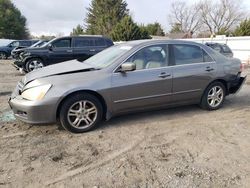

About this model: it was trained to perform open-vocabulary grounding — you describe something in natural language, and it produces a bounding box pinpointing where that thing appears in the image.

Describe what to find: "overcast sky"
[11,0,250,36]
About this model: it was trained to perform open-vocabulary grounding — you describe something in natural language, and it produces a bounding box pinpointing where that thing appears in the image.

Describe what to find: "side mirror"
[48,43,53,51]
[121,62,136,72]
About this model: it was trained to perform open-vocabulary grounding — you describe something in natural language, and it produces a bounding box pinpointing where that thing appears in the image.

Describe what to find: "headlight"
[21,84,52,101]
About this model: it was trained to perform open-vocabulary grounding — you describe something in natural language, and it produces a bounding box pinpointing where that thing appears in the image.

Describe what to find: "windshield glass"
[40,38,56,48]
[30,41,47,48]
[84,45,132,68]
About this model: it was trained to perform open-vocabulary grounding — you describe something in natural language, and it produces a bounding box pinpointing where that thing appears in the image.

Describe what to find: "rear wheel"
[59,93,103,133]
[25,58,44,72]
[200,82,226,110]
[0,52,7,59]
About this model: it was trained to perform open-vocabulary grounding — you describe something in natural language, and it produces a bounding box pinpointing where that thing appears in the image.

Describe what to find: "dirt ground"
[0,60,249,188]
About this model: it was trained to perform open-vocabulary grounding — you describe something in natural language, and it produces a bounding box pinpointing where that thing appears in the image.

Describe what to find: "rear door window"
[173,44,203,65]
[74,38,94,47]
[203,50,214,62]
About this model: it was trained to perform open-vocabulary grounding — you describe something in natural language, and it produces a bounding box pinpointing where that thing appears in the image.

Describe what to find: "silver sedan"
[9,40,246,133]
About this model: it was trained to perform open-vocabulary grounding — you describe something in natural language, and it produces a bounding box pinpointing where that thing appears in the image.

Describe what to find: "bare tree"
[198,0,246,34]
[168,1,201,34]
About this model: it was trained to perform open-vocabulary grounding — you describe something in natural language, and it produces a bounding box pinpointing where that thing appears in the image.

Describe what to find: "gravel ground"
[0,60,249,188]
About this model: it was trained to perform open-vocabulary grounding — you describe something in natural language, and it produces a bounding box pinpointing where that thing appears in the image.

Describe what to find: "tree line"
[1,0,250,40]
[169,0,248,37]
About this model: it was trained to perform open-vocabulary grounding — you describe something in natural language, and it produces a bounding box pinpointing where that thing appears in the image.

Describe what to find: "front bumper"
[8,95,58,124]
[229,76,247,94]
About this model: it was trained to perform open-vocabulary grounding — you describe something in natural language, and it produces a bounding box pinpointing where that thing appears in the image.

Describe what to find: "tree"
[139,26,152,39]
[168,1,201,34]
[234,19,250,36]
[199,0,245,34]
[143,22,165,36]
[111,16,150,41]
[71,24,85,36]
[0,0,29,39]
[85,0,129,36]
[170,23,182,33]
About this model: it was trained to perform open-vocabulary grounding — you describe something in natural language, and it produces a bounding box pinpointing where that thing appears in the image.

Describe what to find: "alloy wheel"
[28,60,44,71]
[67,100,98,129]
[207,86,224,108]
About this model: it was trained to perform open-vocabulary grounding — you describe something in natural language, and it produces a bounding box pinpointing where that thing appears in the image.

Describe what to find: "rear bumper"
[229,76,247,94]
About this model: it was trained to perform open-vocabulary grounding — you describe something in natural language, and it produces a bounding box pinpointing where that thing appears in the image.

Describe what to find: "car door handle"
[205,67,214,72]
[158,72,171,78]
[66,50,73,53]
[89,49,96,52]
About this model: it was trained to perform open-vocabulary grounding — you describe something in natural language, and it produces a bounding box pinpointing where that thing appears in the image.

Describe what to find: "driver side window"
[53,39,71,48]
[124,45,168,70]
[9,41,20,47]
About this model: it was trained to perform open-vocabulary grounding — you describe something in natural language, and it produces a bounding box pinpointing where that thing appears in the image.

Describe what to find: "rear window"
[221,44,232,53]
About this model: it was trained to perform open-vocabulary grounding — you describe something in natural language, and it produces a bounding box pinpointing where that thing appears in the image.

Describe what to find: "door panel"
[172,62,216,103]
[49,38,73,64]
[111,67,173,113]
[171,44,217,103]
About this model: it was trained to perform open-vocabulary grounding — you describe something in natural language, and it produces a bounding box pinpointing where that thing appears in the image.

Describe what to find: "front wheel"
[200,82,226,110]
[25,58,44,72]
[59,93,103,133]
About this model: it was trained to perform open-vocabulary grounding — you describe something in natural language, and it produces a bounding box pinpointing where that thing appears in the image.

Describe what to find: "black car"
[15,35,114,72]
[11,40,49,60]
[0,40,39,59]
[205,42,233,58]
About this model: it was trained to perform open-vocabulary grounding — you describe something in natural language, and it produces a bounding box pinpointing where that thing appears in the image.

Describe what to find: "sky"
[11,0,250,36]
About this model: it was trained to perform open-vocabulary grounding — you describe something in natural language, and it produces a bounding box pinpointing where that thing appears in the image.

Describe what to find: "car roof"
[118,39,204,48]
[58,35,111,39]
[205,42,228,46]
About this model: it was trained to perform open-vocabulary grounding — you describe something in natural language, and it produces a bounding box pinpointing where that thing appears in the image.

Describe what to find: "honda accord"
[9,40,246,133]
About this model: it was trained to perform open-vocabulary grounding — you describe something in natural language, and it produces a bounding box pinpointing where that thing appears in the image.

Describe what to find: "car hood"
[23,59,96,84]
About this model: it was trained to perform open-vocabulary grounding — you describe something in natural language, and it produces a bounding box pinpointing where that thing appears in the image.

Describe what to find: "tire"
[0,52,8,59]
[59,93,103,133]
[25,58,44,72]
[200,82,226,110]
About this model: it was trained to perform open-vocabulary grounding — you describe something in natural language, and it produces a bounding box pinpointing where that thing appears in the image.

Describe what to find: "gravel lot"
[0,60,249,188]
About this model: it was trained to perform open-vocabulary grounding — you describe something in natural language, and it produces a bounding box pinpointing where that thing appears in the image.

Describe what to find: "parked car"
[11,40,49,60]
[205,42,233,58]
[9,40,246,133]
[16,35,114,72]
[12,40,49,72]
[0,40,39,59]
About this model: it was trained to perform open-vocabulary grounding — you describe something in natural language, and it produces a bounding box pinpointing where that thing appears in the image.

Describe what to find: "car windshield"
[30,41,47,48]
[83,45,132,69]
[40,38,56,48]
